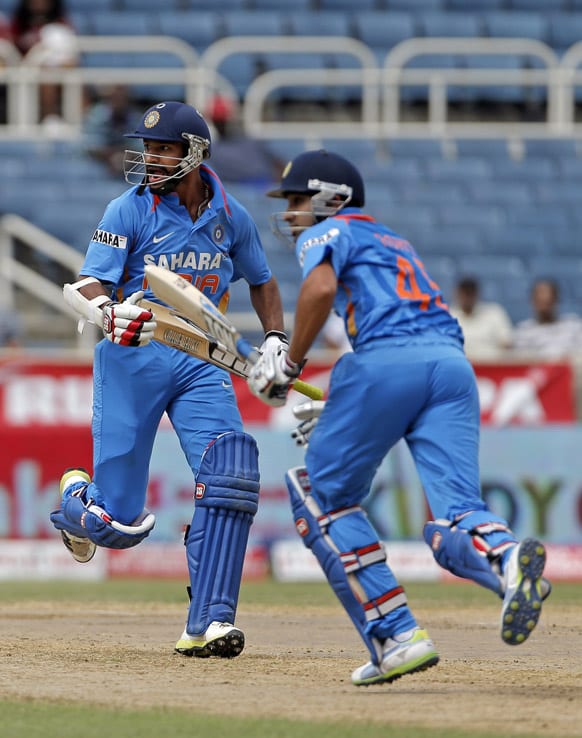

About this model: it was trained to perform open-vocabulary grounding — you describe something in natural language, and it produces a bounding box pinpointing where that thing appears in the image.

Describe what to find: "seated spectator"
[205,94,284,185]
[82,85,142,174]
[318,310,352,358]
[0,305,24,348]
[512,278,582,360]
[449,276,513,361]
[10,0,79,127]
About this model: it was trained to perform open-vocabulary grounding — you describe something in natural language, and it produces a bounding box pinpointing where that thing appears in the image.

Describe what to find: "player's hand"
[102,291,157,347]
[259,330,289,365]
[291,400,326,446]
[248,343,302,407]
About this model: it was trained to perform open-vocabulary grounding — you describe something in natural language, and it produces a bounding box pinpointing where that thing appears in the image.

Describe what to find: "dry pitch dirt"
[0,596,580,737]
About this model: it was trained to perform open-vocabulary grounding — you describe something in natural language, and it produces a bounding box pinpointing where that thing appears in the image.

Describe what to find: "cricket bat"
[142,266,324,401]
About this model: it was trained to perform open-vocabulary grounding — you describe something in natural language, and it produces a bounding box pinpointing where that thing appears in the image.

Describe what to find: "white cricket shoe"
[175,621,245,658]
[59,468,96,564]
[501,538,548,645]
[351,627,439,687]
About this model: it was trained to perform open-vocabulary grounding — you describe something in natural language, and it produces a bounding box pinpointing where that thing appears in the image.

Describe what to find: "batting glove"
[259,329,289,363]
[248,343,303,408]
[102,290,157,347]
[291,400,326,446]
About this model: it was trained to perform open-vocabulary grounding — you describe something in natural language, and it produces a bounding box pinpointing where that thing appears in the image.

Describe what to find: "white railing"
[0,214,95,349]
[2,35,582,140]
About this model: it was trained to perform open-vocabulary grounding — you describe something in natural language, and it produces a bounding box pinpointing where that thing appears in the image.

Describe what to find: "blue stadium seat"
[467,180,532,206]
[447,0,505,8]
[353,12,418,61]
[548,14,582,57]
[419,13,483,38]
[453,139,512,158]
[425,157,494,180]
[400,53,462,103]
[288,12,352,38]
[68,0,114,9]
[483,12,549,43]
[252,0,312,8]
[394,181,466,207]
[360,157,423,182]
[216,54,264,98]
[319,0,376,8]
[423,228,483,255]
[505,206,570,231]
[508,0,569,9]
[90,12,159,36]
[68,12,95,35]
[220,11,287,37]
[461,55,526,104]
[482,226,548,257]
[386,138,446,158]
[386,0,445,9]
[263,52,329,101]
[523,138,580,159]
[122,0,181,7]
[158,12,220,51]
[490,156,558,180]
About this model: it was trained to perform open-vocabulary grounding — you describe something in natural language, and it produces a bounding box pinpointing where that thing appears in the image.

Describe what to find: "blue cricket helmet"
[125,101,211,156]
[267,149,365,207]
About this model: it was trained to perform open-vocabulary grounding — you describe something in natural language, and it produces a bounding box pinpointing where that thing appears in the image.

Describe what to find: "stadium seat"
[507,0,569,9]
[425,157,494,180]
[447,0,505,8]
[262,52,329,101]
[419,13,483,38]
[216,54,264,99]
[461,55,527,104]
[547,14,582,57]
[453,139,513,158]
[353,12,418,61]
[319,0,376,9]
[523,138,580,159]
[386,0,445,10]
[490,156,558,180]
[467,180,532,206]
[158,12,220,51]
[386,138,446,158]
[483,12,549,44]
[220,11,287,37]
[90,12,159,36]
[288,12,352,38]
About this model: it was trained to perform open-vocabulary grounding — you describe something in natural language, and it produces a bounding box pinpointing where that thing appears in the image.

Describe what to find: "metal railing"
[2,35,582,140]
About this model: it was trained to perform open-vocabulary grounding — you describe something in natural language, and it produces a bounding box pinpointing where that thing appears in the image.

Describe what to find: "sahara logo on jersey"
[299,227,339,266]
[91,229,128,249]
[144,252,226,271]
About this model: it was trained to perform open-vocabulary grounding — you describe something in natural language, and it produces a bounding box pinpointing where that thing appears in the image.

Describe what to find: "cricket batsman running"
[50,101,288,658]
[247,149,551,686]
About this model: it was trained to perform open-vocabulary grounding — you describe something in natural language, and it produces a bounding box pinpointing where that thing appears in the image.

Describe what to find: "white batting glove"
[291,400,326,446]
[248,344,302,408]
[102,290,157,347]
[259,330,289,363]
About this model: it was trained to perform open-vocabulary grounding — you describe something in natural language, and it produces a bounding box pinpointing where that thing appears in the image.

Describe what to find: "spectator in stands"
[82,85,142,174]
[10,0,79,127]
[319,310,352,358]
[0,305,24,348]
[205,94,284,186]
[449,276,513,361]
[512,278,582,360]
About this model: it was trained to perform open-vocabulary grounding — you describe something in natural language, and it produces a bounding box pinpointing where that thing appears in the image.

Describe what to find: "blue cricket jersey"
[81,165,272,309]
[296,208,463,350]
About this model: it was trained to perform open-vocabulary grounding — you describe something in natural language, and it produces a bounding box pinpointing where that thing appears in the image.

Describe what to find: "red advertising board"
[0,355,576,540]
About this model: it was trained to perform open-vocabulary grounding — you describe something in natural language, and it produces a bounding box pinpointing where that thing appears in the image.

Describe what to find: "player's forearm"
[289,264,337,365]
[249,276,285,334]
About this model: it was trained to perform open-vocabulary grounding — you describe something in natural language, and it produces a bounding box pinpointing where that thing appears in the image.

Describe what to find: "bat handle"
[292,379,324,401]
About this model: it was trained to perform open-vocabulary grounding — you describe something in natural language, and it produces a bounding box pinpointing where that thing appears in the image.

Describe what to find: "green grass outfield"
[1,579,580,738]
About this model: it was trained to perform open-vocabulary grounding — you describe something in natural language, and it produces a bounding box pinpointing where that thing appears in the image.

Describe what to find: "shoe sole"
[175,629,245,659]
[501,538,546,646]
[353,652,439,687]
[60,531,97,564]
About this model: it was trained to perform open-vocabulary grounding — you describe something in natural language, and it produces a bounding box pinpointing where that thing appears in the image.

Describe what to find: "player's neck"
[176,175,211,221]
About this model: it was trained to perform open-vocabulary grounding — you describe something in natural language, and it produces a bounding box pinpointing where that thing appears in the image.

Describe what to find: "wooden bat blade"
[143,267,324,401]
[140,299,251,378]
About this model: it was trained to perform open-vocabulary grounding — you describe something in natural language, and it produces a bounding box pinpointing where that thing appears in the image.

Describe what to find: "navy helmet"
[267,149,365,207]
[123,101,211,190]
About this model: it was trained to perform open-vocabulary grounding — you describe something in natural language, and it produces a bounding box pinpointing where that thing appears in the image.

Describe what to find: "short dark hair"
[457,276,479,294]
